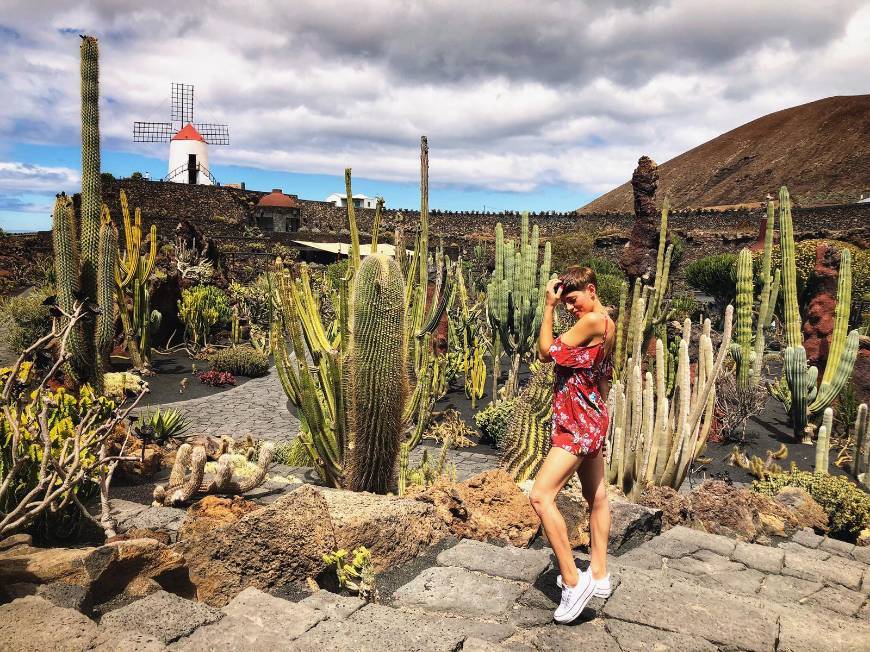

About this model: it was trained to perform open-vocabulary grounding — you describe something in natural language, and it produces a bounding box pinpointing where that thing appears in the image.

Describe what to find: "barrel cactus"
[346,254,409,493]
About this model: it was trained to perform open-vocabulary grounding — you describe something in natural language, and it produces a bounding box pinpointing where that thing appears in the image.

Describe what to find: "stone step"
[3,525,868,651]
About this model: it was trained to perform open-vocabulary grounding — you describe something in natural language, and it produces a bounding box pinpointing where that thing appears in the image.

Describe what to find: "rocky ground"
[2,524,868,651]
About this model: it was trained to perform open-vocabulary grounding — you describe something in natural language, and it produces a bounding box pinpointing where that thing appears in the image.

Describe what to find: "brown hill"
[579,95,870,213]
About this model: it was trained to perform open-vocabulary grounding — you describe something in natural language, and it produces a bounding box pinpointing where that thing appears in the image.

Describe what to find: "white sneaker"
[557,572,611,598]
[553,569,596,623]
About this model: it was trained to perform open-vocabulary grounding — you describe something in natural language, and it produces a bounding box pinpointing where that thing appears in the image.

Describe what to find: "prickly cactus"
[346,254,409,493]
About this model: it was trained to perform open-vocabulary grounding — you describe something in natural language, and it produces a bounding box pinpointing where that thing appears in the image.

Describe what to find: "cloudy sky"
[1,0,868,230]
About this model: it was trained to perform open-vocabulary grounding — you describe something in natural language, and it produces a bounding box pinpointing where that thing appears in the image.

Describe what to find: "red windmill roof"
[172,123,206,143]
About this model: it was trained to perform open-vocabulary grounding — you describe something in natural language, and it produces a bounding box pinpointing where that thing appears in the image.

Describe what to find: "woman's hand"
[545,278,563,308]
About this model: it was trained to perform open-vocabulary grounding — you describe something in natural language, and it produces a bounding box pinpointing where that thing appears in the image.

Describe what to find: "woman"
[530,265,614,624]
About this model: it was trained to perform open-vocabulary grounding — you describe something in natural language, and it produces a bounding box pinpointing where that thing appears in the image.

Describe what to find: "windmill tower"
[133,83,229,185]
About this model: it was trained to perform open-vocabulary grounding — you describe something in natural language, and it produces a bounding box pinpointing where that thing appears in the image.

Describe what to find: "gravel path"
[140,370,300,443]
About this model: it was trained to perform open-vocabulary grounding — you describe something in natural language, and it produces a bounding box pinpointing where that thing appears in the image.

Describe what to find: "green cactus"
[346,254,408,493]
[398,441,410,496]
[114,191,159,372]
[487,213,551,401]
[751,201,780,384]
[733,248,755,390]
[49,37,116,390]
[607,306,734,498]
[272,141,441,490]
[344,168,361,277]
[776,186,859,439]
[852,403,868,488]
[642,199,675,330]
[784,346,817,442]
[613,280,629,380]
[500,362,555,482]
[79,35,101,319]
[95,208,117,382]
[52,194,85,380]
[814,407,832,474]
[371,196,384,253]
[779,187,802,349]
[231,305,241,345]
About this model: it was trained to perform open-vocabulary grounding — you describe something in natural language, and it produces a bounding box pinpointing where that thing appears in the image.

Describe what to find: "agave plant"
[140,406,193,445]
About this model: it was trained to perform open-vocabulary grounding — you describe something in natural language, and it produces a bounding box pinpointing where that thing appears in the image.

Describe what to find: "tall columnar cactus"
[346,254,409,493]
[642,198,675,330]
[499,362,555,482]
[613,280,629,380]
[79,35,102,313]
[852,403,869,488]
[114,191,159,372]
[779,187,801,350]
[776,186,859,440]
[733,249,755,390]
[607,305,734,498]
[95,207,116,382]
[344,168,361,277]
[487,213,551,401]
[751,201,781,384]
[51,202,116,391]
[371,196,384,253]
[52,194,85,378]
[52,36,115,389]
[814,407,833,474]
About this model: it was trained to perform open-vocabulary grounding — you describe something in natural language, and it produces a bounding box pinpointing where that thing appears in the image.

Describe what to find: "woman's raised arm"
[538,278,562,362]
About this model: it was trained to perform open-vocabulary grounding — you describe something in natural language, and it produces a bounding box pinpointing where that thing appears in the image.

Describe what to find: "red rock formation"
[802,243,841,366]
[619,156,660,281]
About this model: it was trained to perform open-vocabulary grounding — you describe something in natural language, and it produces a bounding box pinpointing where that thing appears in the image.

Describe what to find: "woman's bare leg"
[530,447,583,587]
[577,452,610,579]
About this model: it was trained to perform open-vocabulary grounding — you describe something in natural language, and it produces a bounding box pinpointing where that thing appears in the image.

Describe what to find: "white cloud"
[0,0,867,199]
[0,161,80,193]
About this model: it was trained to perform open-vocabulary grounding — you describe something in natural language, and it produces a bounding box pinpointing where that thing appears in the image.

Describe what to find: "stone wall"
[97,179,870,271]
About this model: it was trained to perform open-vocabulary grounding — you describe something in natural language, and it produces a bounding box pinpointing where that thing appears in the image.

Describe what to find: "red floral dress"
[549,318,613,458]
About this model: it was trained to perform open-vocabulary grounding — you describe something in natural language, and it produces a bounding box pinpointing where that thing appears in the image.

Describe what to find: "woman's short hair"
[559,265,597,294]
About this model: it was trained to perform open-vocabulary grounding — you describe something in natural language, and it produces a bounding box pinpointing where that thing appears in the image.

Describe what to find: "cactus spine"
[346,254,409,493]
[814,407,832,474]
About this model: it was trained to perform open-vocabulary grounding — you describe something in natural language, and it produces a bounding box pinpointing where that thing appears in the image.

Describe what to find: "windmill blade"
[194,123,230,145]
[171,83,194,124]
[133,121,173,142]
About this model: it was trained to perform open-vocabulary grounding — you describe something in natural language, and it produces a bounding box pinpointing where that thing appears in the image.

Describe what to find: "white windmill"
[133,83,229,185]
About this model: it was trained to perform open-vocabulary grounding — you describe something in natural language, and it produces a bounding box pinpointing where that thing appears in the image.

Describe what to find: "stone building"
[252,188,302,232]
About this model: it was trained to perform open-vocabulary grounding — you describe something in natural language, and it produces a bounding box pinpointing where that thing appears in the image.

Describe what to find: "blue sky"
[2,1,868,232]
[0,143,589,232]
